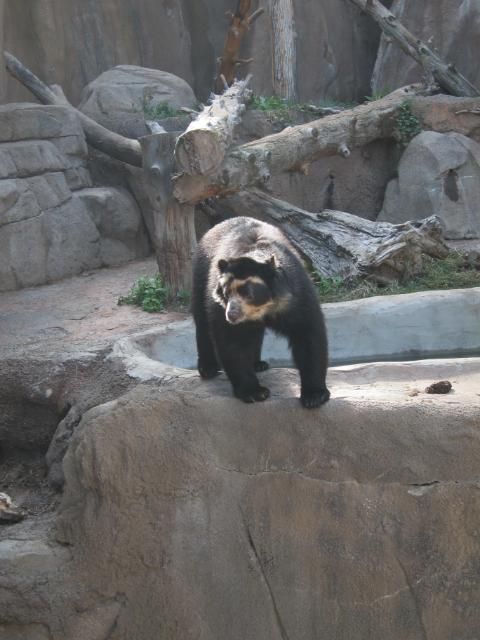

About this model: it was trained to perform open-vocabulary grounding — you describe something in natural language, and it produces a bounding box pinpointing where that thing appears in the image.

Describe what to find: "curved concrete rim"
[111,288,480,380]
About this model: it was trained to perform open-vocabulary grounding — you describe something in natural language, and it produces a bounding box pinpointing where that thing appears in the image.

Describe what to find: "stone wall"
[0,0,380,106]
[0,104,150,292]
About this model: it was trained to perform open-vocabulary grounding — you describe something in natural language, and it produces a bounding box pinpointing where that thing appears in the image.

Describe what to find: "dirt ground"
[0,257,188,359]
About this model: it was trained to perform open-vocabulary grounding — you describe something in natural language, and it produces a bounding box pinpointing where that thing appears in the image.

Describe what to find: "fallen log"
[175,75,252,176]
[220,189,449,283]
[349,0,480,98]
[174,84,432,204]
[4,51,143,167]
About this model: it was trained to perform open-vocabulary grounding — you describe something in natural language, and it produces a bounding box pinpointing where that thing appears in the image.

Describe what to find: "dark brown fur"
[191,217,330,408]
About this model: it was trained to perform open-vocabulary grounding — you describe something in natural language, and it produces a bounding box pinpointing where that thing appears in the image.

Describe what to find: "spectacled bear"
[191,216,330,408]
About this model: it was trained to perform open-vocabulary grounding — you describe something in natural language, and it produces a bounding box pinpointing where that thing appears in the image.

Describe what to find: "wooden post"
[140,133,196,292]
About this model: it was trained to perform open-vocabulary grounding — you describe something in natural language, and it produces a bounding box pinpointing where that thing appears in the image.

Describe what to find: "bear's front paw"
[198,361,220,379]
[254,360,270,372]
[235,385,271,403]
[301,387,330,409]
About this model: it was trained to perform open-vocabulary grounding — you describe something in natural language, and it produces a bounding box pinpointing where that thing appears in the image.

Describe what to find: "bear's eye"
[237,282,271,306]
[236,283,250,298]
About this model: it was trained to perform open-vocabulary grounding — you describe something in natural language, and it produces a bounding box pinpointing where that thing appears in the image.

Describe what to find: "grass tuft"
[314,252,480,304]
[143,100,181,121]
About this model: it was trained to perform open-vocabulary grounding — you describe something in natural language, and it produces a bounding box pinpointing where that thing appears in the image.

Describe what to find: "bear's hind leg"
[253,327,269,373]
[290,322,330,409]
[194,315,220,379]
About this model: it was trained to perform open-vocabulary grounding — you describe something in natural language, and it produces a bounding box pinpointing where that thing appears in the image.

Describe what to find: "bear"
[191,216,330,409]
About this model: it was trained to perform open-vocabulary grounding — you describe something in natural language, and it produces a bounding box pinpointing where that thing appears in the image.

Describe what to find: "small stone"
[425,380,453,394]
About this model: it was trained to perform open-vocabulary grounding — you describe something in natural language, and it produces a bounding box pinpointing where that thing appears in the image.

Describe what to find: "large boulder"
[78,65,197,138]
[75,187,151,267]
[379,131,480,239]
[372,0,480,93]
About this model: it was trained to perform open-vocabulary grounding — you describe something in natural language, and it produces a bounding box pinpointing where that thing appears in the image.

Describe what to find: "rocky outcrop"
[372,0,480,94]
[78,66,197,138]
[379,131,480,239]
[0,104,150,292]
[4,361,477,640]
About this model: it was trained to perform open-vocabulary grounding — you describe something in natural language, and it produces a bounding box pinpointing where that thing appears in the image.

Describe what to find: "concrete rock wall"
[0,104,150,292]
[0,0,380,106]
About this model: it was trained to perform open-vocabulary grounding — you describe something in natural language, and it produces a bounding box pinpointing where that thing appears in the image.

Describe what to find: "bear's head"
[214,256,277,324]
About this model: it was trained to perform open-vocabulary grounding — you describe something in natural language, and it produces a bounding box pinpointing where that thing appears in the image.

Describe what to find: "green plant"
[394,101,423,145]
[118,275,168,312]
[143,100,181,120]
[365,87,391,102]
[249,95,291,111]
[313,275,345,299]
[118,275,190,313]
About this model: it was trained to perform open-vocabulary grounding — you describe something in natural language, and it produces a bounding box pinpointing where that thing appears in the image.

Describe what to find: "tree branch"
[349,0,480,97]
[215,1,264,92]
[4,51,143,167]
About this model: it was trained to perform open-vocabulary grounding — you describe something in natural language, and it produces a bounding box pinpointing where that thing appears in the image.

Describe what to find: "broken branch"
[215,1,264,92]
[349,0,480,97]
[175,76,252,176]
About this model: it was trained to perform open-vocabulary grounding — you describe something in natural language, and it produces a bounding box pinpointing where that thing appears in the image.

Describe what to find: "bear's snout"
[226,299,244,324]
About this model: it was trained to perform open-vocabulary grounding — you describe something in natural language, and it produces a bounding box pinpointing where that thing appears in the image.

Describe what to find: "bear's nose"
[226,300,243,324]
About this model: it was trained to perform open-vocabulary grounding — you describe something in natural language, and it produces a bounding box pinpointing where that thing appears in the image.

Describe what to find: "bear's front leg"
[216,326,270,403]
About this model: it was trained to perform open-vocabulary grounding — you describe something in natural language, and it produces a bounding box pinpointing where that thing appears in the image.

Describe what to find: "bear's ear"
[265,255,277,269]
[218,259,228,273]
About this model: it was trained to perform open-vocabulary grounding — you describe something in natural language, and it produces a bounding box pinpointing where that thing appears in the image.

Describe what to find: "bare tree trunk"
[174,84,432,204]
[4,51,143,167]
[349,0,480,97]
[270,0,296,101]
[215,1,264,93]
[221,189,449,283]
